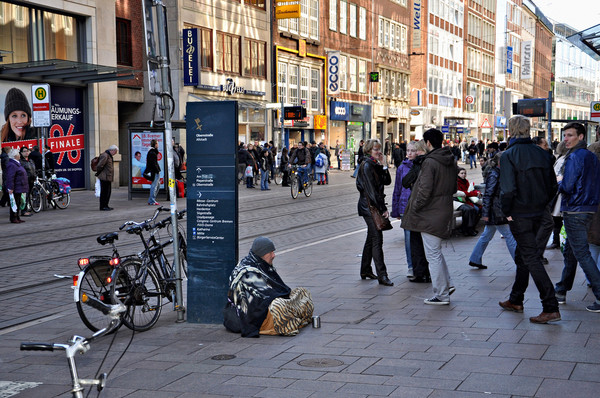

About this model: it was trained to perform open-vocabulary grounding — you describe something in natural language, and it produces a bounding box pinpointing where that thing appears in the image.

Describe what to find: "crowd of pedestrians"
[356,118,600,323]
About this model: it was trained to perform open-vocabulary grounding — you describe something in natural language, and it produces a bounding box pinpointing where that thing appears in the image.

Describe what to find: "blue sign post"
[186,101,238,323]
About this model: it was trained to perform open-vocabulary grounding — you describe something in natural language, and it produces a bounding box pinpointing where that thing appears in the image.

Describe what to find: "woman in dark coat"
[455,167,481,236]
[5,148,29,223]
[356,139,393,286]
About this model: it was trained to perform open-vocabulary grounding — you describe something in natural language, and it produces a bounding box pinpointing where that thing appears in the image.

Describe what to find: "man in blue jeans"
[289,141,311,189]
[499,115,560,324]
[553,122,600,312]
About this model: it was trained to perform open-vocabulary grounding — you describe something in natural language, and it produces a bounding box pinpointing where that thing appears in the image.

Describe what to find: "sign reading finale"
[186,101,238,324]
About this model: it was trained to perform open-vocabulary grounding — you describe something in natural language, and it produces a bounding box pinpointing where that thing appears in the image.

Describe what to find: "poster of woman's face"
[0,84,35,145]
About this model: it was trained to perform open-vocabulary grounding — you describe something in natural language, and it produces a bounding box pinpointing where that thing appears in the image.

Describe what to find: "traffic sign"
[480,117,492,128]
[591,101,600,122]
[465,95,474,104]
[31,84,51,127]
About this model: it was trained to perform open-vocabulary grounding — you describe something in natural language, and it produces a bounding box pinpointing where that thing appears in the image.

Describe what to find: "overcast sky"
[533,0,600,31]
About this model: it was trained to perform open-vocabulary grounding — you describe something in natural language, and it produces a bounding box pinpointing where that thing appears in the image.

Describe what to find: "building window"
[349,3,357,38]
[359,7,366,40]
[289,64,299,105]
[200,27,212,70]
[216,32,240,74]
[378,17,407,53]
[340,0,347,35]
[116,18,131,66]
[310,68,320,111]
[278,62,287,103]
[279,0,318,40]
[339,55,347,90]
[300,66,309,105]
[309,0,319,39]
[245,0,265,9]
[329,0,337,31]
[244,39,265,78]
[349,57,357,92]
[43,11,79,61]
[358,59,366,93]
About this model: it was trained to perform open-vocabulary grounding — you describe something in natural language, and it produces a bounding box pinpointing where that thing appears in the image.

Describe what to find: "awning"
[0,59,136,85]
[187,93,266,109]
[568,24,600,61]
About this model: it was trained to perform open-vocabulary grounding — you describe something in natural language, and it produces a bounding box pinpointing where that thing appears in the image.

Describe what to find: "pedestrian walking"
[468,152,517,269]
[498,115,560,324]
[552,122,600,312]
[96,144,118,211]
[146,139,161,205]
[402,129,458,304]
[5,148,28,223]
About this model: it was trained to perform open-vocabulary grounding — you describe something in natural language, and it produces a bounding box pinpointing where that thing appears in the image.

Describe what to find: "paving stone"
[457,372,542,396]
[442,354,520,374]
[513,358,575,379]
[570,363,600,382]
[490,342,549,359]
[535,378,600,398]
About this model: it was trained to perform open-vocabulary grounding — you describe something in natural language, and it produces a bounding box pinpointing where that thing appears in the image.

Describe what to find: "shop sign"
[313,115,327,129]
[330,100,349,121]
[412,1,422,49]
[351,105,364,116]
[388,107,399,117]
[521,41,532,80]
[506,46,513,74]
[410,109,420,116]
[183,28,199,86]
[495,116,507,127]
[197,80,265,97]
[327,51,341,96]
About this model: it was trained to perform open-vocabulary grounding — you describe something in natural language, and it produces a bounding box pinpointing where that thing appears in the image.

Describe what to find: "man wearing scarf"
[553,122,600,313]
[223,237,313,337]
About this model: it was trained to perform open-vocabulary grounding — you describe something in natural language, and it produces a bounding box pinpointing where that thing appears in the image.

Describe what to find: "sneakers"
[424,297,450,305]
[529,311,561,324]
[449,286,456,295]
[469,261,487,269]
[148,202,160,205]
[499,300,524,313]
[407,268,414,278]
[555,292,566,305]
[586,302,600,312]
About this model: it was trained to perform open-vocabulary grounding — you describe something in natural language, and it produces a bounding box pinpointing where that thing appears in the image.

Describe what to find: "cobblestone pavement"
[1,167,599,397]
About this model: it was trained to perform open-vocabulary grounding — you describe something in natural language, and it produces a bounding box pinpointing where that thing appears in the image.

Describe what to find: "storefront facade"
[330,100,371,154]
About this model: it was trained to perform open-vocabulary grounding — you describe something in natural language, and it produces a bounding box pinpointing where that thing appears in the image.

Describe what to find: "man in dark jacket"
[499,115,560,324]
[146,139,161,205]
[553,122,600,312]
[289,141,311,188]
[96,145,118,211]
[392,143,405,168]
[402,129,458,305]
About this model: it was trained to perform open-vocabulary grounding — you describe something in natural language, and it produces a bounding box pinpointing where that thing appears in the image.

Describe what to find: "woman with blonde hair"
[356,139,393,286]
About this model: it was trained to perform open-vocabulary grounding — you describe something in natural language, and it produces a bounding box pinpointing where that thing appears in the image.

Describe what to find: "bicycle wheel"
[29,186,42,213]
[50,181,70,209]
[290,175,299,199]
[303,179,313,197]
[274,169,282,185]
[111,259,162,332]
[76,261,124,332]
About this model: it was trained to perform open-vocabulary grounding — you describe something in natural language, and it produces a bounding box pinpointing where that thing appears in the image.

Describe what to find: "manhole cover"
[298,358,344,368]
[211,354,236,360]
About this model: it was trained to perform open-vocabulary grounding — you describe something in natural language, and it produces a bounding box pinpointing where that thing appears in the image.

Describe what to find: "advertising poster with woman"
[130,130,165,190]
[1,84,86,188]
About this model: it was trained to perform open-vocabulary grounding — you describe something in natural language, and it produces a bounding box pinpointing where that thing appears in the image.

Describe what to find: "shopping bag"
[95,178,101,198]
[244,166,253,178]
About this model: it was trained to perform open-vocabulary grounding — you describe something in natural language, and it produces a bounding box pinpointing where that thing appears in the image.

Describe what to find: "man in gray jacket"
[401,129,458,305]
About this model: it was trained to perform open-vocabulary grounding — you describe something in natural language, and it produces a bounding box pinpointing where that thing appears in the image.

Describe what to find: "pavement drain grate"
[298,358,344,368]
[211,354,236,360]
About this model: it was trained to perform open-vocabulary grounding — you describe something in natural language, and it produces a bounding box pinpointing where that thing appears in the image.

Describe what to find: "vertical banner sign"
[186,101,238,324]
[412,0,422,50]
[327,51,341,96]
[506,46,513,74]
[31,84,51,127]
[49,86,85,188]
[183,28,198,86]
[521,41,532,80]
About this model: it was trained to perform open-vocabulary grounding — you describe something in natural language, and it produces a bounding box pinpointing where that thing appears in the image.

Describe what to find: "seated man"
[223,236,314,337]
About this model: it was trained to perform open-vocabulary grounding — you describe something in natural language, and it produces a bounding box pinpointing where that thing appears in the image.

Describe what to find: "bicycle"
[272,167,283,185]
[21,296,125,398]
[289,165,313,199]
[109,209,187,332]
[29,175,70,212]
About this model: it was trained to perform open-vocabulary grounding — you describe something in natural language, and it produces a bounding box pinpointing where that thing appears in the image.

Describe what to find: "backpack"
[91,156,99,172]
[315,155,324,168]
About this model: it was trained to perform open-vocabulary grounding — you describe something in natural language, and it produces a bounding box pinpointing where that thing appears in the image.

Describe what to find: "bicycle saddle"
[97,232,119,245]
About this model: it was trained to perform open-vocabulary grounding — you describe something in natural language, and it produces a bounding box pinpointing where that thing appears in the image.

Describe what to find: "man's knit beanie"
[4,88,31,120]
[251,236,275,257]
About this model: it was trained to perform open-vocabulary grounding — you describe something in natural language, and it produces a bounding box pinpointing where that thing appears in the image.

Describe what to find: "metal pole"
[281,100,285,149]
[155,0,184,322]
[547,90,553,144]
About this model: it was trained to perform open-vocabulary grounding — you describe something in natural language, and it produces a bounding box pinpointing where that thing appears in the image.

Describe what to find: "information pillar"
[186,101,238,323]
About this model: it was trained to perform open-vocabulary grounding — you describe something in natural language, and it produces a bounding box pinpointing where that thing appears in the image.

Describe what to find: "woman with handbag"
[356,139,393,286]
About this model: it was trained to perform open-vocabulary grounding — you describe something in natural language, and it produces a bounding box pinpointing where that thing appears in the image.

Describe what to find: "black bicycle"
[289,165,313,199]
[109,209,187,332]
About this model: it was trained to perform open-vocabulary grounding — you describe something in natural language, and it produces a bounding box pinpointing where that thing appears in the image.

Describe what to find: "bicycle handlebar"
[20,342,58,351]
[125,210,186,235]
[119,206,168,230]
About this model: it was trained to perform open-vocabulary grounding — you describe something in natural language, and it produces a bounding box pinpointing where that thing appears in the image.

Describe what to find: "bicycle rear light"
[106,276,112,284]
[78,258,90,267]
[72,275,78,286]
[109,257,120,266]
